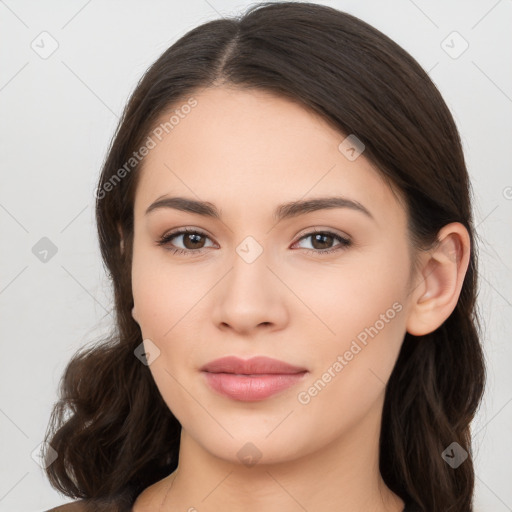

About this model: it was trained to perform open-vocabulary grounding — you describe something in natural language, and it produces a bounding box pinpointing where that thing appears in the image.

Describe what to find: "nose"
[211,248,288,336]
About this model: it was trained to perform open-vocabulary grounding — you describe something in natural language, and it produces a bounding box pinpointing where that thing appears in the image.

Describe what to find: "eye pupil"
[312,233,333,250]
[184,233,205,249]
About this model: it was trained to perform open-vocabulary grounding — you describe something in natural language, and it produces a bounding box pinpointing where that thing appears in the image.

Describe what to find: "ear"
[406,222,471,336]
[117,223,125,254]
[131,306,138,323]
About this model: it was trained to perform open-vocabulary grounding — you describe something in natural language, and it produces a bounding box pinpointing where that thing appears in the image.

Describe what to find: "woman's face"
[131,86,418,465]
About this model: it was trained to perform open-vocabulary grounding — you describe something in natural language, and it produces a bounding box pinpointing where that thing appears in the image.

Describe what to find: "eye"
[292,229,352,255]
[156,228,216,255]
[156,227,352,256]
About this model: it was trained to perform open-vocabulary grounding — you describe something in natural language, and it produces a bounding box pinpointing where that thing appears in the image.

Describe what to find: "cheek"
[131,247,201,418]
[292,243,409,397]
[131,244,203,336]
[288,244,409,341]
[293,285,406,441]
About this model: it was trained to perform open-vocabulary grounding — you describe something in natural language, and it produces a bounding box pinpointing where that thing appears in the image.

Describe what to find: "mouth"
[200,356,308,401]
[202,371,308,401]
[200,355,307,375]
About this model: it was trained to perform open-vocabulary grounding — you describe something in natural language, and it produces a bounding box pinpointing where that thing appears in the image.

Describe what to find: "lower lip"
[202,371,308,401]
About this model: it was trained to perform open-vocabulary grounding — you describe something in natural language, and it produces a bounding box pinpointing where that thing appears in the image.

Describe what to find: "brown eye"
[156,228,351,257]
[294,230,351,255]
[310,233,335,250]
[181,232,206,249]
[156,228,215,254]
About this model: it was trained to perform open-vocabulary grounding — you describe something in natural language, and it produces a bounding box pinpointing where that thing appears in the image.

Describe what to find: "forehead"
[133,86,404,227]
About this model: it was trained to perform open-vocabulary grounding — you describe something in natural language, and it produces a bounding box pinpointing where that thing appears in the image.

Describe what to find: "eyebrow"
[145,195,374,222]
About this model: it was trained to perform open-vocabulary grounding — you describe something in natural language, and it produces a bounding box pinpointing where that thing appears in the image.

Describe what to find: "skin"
[128,86,470,511]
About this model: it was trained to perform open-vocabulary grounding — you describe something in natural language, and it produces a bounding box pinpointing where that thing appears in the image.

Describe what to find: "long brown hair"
[44,2,486,510]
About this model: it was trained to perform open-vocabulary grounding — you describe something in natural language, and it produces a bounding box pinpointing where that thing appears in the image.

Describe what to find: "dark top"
[403,498,421,512]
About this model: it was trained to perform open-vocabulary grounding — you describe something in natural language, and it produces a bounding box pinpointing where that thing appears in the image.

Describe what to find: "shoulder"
[132,474,175,512]
[45,501,87,512]
[45,475,174,512]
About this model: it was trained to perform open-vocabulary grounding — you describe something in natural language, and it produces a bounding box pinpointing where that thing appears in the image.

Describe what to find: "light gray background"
[0,1,511,511]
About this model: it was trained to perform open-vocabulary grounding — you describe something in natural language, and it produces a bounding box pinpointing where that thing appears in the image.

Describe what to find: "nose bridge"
[212,234,287,331]
[228,235,273,302]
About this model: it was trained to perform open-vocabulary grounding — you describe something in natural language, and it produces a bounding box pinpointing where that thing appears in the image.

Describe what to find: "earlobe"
[132,306,142,328]
[406,223,470,336]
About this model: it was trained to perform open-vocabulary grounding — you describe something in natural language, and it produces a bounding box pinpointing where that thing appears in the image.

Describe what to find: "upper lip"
[200,356,307,375]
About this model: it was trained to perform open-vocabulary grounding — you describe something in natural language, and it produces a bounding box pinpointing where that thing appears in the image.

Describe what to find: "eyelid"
[160,226,213,241]
[293,226,350,242]
[291,228,352,253]
[157,227,217,249]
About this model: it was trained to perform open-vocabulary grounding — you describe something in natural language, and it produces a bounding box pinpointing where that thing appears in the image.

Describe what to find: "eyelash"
[156,227,352,256]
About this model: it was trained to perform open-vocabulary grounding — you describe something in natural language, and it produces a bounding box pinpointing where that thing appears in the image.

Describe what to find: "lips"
[200,356,308,401]
[200,356,307,375]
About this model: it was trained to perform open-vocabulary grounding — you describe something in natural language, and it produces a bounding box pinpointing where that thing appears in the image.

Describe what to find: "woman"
[44,2,486,511]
